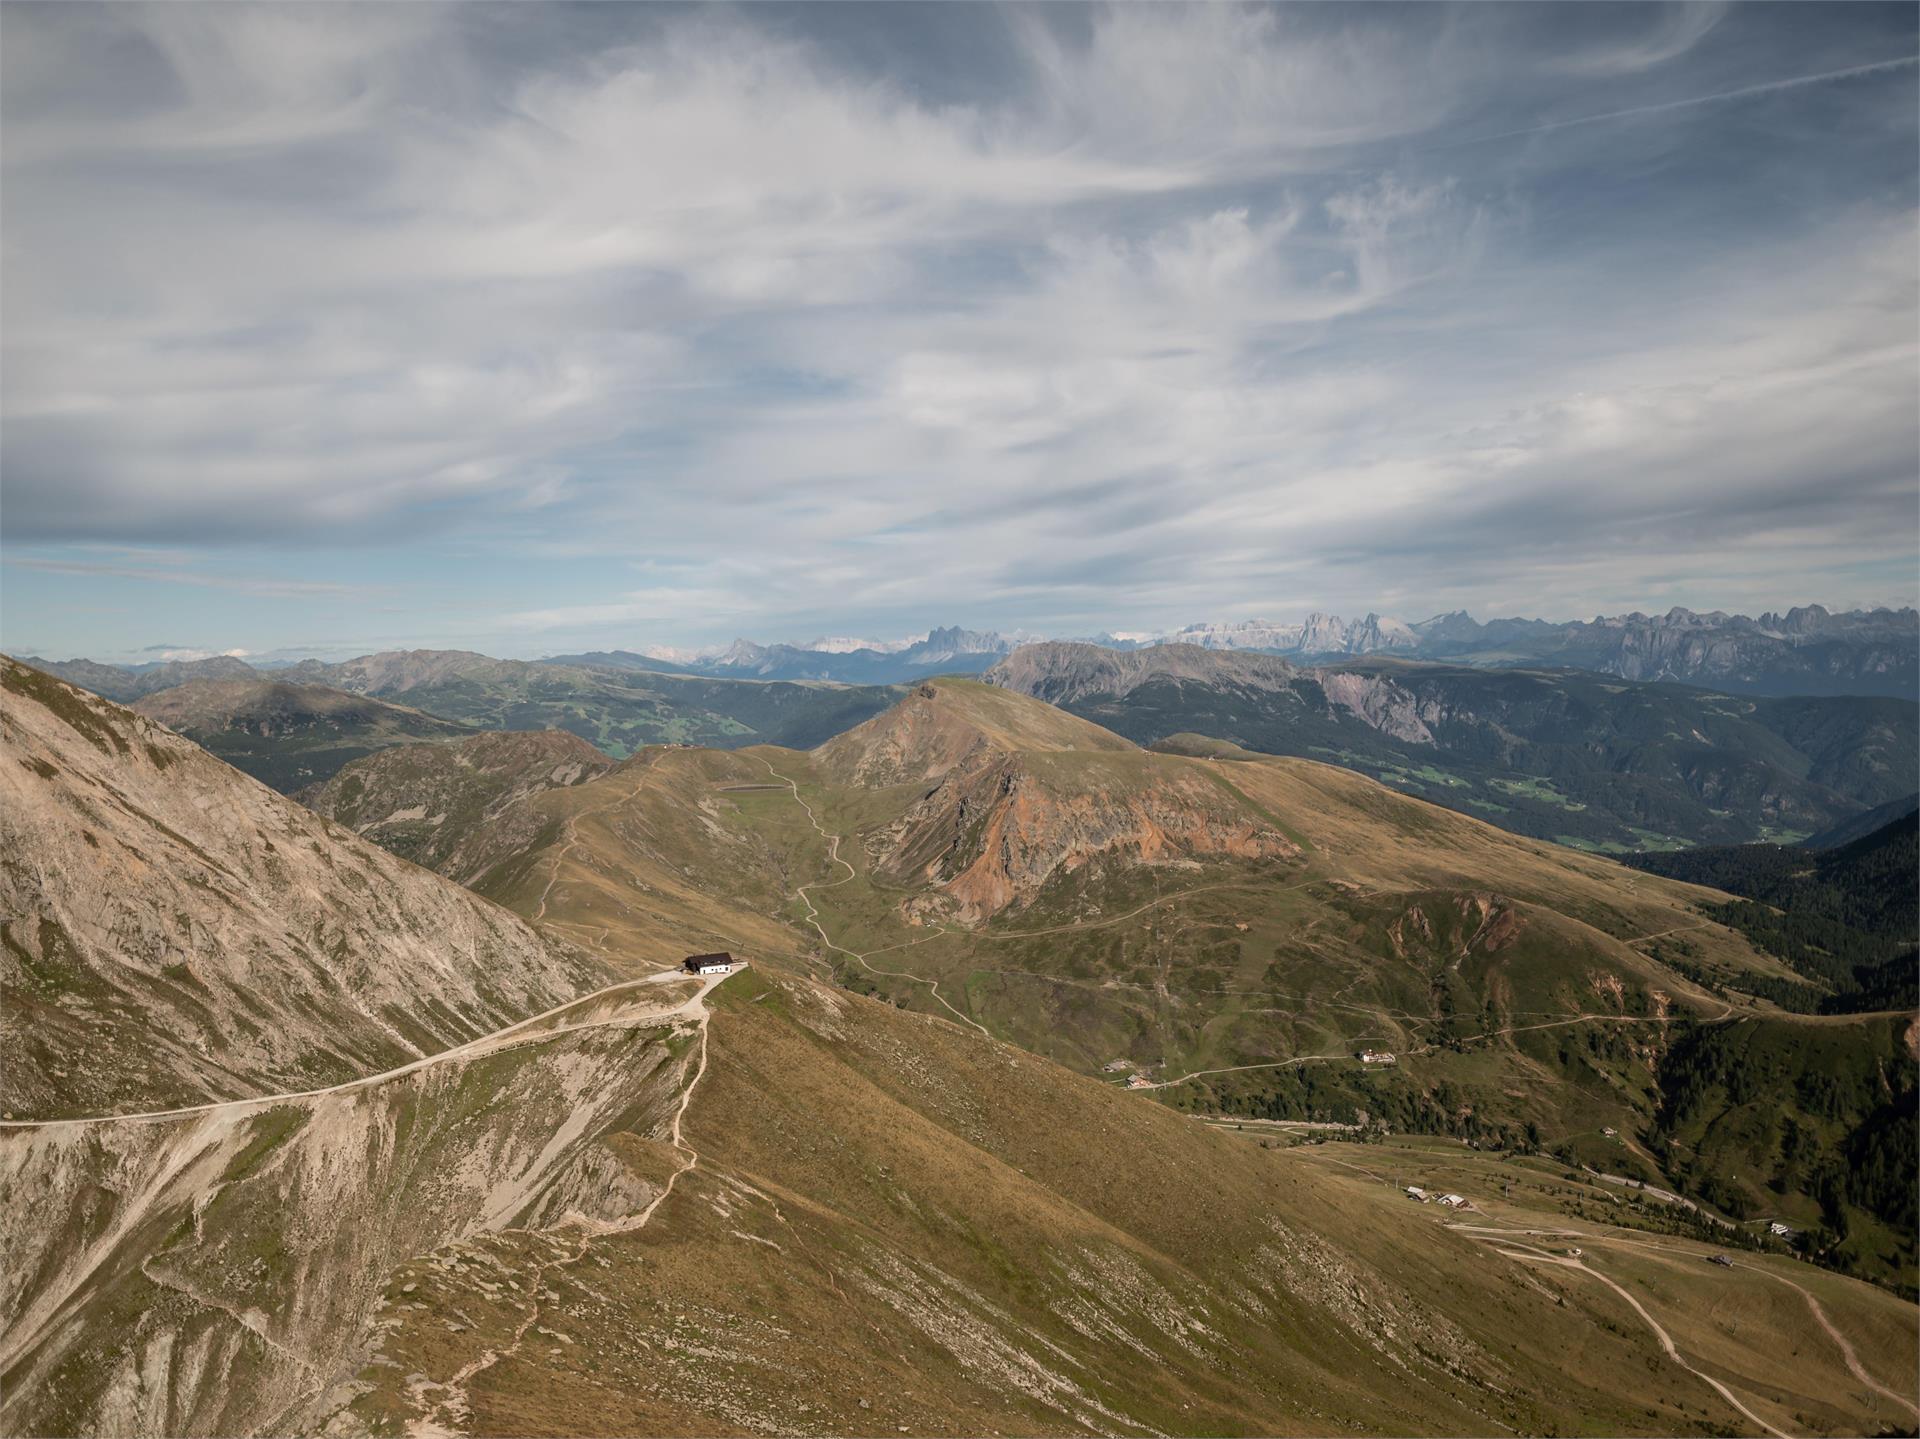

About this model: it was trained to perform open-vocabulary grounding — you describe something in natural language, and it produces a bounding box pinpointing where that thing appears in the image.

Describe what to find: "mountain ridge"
[0,656,605,1120]
[130,677,477,790]
[985,642,1918,852]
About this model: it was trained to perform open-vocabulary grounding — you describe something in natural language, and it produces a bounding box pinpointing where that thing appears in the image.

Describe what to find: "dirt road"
[1464,1227,1792,1438]
[0,968,712,1132]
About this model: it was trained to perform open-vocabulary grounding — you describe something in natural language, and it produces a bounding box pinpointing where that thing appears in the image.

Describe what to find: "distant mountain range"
[8,652,259,703]
[18,599,1920,826]
[575,603,1915,696]
[1404,605,1918,698]
[1094,605,1917,699]
[130,678,476,793]
[12,649,900,791]
[547,623,1016,684]
[23,603,1914,697]
[986,641,1918,853]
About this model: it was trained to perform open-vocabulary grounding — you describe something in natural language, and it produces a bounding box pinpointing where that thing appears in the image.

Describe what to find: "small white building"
[683,952,736,976]
[1359,1050,1397,1066]
[1436,1193,1468,1209]
[1125,1074,1155,1090]
[1405,1186,1429,1202]
[1768,1221,1797,1238]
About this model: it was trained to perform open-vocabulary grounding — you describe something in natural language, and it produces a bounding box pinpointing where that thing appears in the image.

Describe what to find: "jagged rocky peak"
[715,638,771,667]
[1162,612,1420,656]
[910,624,1013,661]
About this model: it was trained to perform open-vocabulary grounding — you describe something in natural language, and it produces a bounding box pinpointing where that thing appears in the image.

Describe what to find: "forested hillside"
[1627,813,1918,1014]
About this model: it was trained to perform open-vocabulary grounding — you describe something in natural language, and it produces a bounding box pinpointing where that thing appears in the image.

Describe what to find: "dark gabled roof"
[686,952,735,963]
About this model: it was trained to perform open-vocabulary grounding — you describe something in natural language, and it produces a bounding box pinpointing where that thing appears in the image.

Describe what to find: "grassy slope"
[372,665,901,759]
[130,679,478,792]
[296,679,1917,1295]
[296,729,615,878]
[341,968,1917,1438]
[740,700,1913,1292]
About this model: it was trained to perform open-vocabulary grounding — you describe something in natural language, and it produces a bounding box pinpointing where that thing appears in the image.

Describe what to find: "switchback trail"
[403,971,722,1438]
[1452,1217,1916,1436]
[1460,1226,1791,1439]
[756,758,990,1038]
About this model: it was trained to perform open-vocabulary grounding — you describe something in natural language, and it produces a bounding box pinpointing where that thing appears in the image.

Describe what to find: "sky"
[2,2,1916,662]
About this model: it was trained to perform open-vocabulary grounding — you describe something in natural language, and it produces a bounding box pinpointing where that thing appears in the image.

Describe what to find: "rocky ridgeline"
[0,657,603,1119]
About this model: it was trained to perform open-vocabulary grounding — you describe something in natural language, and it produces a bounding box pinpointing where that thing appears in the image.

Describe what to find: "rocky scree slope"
[816,681,1297,923]
[0,656,604,1119]
[871,745,1300,924]
[0,985,702,1438]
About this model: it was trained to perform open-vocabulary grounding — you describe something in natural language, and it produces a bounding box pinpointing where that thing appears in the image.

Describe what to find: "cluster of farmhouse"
[1100,1059,1160,1089]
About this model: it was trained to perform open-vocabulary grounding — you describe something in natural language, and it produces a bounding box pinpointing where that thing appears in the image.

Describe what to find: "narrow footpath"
[758,757,990,1038]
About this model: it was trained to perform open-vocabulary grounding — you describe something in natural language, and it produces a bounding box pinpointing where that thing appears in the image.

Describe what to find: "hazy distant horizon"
[10,595,1917,669]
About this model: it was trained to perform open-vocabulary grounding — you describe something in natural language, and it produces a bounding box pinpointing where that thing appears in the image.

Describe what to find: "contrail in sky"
[1435,54,1918,150]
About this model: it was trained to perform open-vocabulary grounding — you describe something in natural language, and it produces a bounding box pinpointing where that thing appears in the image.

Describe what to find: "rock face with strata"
[822,684,1299,923]
[1315,671,1449,745]
[0,657,603,1119]
[872,750,1300,922]
[986,641,1301,705]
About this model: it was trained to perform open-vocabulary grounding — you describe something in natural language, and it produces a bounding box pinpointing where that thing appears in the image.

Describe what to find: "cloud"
[1442,54,1920,150]
[1547,3,1729,77]
[3,557,362,600]
[1,2,1915,654]
[139,646,252,661]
